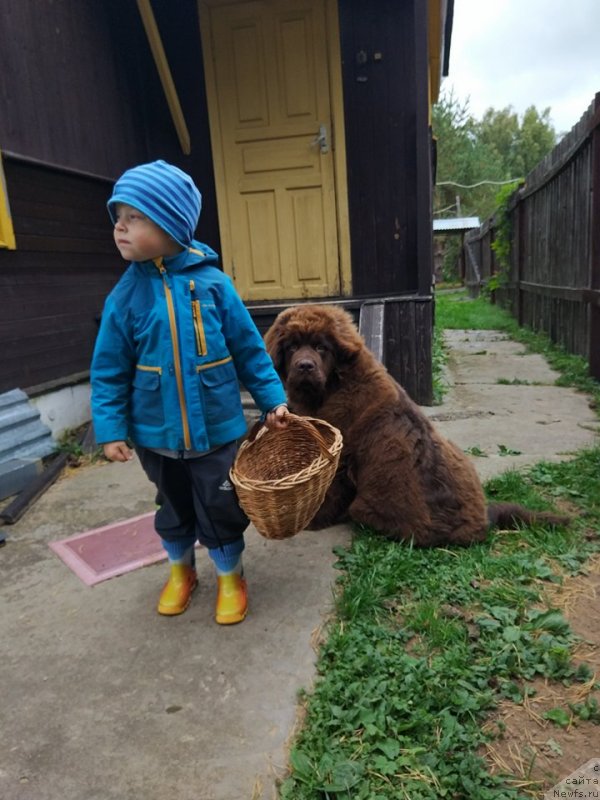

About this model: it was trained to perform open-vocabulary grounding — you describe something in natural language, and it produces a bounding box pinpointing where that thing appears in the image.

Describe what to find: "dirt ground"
[482,554,600,797]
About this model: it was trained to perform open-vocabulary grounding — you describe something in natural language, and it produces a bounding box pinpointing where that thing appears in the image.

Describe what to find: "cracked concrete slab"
[424,330,599,482]
[0,457,351,800]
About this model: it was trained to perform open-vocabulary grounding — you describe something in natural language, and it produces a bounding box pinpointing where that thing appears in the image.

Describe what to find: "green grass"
[278,292,600,799]
[435,292,517,332]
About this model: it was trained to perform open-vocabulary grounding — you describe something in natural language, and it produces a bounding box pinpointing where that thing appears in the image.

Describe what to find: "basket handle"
[245,413,337,462]
[288,415,336,463]
[245,419,266,443]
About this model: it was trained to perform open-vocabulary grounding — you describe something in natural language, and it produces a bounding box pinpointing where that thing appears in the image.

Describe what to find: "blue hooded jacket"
[91,242,286,451]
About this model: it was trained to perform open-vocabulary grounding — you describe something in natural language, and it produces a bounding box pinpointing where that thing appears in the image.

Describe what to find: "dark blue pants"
[136,442,249,550]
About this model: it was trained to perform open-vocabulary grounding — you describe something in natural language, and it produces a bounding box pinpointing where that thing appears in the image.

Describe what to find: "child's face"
[113,203,182,262]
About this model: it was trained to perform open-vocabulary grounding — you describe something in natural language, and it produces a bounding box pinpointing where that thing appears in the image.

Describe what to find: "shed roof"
[433,216,480,232]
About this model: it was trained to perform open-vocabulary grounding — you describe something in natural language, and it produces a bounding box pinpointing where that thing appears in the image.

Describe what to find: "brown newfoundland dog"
[264,304,567,547]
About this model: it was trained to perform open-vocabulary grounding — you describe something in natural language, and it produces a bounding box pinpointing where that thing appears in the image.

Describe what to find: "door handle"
[312,123,329,154]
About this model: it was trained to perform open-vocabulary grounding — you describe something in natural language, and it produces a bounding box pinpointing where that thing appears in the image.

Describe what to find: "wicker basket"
[230,414,343,540]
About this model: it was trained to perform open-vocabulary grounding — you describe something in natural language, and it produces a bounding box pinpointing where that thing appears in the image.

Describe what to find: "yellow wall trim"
[0,151,16,250]
[428,0,444,108]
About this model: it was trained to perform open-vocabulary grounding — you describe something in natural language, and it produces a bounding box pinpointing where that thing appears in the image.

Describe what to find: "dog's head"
[264,305,363,412]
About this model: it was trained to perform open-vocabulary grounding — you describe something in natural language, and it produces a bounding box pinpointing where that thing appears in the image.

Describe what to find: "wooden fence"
[464,92,600,380]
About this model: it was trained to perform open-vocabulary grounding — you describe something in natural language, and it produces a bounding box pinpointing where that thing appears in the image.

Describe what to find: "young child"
[91,160,288,624]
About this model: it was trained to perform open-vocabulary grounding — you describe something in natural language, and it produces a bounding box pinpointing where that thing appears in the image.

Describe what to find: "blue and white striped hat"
[107,160,202,247]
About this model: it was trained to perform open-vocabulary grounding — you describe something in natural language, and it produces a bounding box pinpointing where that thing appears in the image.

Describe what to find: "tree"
[516,105,556,175]
[477,107,521,179]
[432,90,557,221]
[431,91,557,282]
[432,91,506,220]
[476,104,556,179]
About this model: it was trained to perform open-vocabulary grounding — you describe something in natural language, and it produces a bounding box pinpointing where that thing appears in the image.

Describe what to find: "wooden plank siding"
[339,0,430,295]
[0,158,120,394]
[0,0,222,396]
[465,93,600,380]
[337,0,434,403]
[0,0,220,243]
[0,1,144,177]
[383,297,433,405]
[589,95,600,380]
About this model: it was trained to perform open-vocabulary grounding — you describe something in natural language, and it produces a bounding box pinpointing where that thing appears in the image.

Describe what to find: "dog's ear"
[264,320,287,377]
[333,337,361,365]
[331,318,363,366]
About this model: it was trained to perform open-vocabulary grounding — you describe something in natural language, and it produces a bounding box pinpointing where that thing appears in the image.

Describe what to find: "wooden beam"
[415,0,434,296]
[519,281,600,305]
[136,0,191,155]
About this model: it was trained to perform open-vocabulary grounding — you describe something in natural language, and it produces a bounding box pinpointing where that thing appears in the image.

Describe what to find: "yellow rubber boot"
[215,573,248,625]
[157,564,198,616]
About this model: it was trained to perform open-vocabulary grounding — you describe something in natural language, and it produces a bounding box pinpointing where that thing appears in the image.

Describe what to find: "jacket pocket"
[198,359,239,425]
[131,368,164,427]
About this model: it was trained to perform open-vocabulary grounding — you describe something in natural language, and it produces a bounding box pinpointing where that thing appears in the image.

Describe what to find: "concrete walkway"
[426,330,599,481]
[1,330,598,800]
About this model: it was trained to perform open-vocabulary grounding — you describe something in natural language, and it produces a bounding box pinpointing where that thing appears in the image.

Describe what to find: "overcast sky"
[443,0,600,136]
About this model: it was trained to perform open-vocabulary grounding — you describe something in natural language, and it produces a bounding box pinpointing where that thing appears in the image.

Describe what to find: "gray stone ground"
[0,330,598,800]
[425,331,599,481]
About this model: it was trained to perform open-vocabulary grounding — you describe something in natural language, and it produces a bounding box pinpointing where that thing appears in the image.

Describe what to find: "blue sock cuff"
[208,538,245,572]
[161,537,196,563]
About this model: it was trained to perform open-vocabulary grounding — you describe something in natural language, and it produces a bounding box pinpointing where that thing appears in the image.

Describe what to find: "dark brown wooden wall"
[338,0,432,296]
[1,0,144,176]
[0,0,220,244]
[0,0,221,394]
[0,159,120,394]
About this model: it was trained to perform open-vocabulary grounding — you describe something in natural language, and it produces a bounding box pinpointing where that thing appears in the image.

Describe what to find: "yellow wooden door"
[201,0,341,301]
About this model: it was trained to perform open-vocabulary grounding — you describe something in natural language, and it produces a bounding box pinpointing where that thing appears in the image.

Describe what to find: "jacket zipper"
[155,260,191,450]
[189,280,207,356]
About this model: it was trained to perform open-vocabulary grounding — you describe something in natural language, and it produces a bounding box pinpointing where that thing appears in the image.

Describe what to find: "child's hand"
[265,404,289,431]
[103,441,134,462]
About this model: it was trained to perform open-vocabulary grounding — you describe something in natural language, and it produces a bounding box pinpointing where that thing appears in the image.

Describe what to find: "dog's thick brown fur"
[264,304,568,546]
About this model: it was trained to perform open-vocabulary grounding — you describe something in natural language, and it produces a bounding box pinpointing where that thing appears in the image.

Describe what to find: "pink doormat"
[49,512,166,586]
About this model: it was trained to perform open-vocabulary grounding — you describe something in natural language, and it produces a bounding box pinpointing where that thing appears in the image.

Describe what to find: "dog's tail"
[487,502,570,529]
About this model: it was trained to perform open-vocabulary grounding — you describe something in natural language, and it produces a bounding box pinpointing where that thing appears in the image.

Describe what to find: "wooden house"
[0,0,453,419]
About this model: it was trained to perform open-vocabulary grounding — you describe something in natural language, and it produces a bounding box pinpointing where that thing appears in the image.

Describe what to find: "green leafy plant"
[496,378,531,385]
[465,445,488,457]
[486,182,520,295]
[497,444,522,456]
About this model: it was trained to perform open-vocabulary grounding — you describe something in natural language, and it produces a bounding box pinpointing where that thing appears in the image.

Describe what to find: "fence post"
[516,193,525,326]
[590,93,600,381]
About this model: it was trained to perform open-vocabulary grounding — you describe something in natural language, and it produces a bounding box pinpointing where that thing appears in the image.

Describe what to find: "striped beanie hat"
[107,160,202,247]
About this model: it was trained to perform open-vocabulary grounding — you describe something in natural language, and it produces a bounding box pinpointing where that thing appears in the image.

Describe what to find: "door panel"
[202,0,340,300]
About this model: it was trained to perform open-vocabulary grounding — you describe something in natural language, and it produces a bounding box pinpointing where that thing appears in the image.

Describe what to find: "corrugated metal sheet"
[0,389,56,463]
[433,217,480,232]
